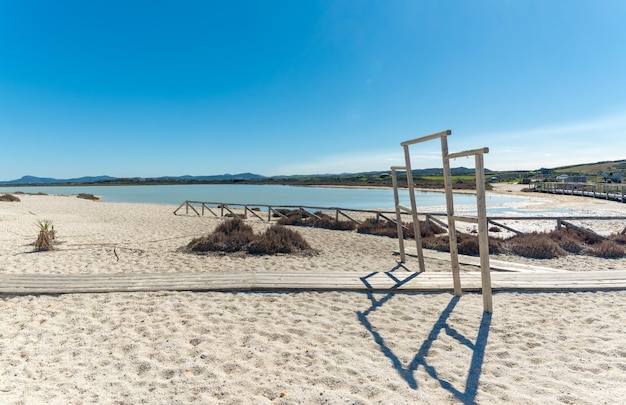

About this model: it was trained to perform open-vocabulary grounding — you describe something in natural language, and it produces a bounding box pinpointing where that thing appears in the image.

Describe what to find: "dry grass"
[591,241,626,258]
[357,217,447,239]
[248,225,312,254]
[186,218,313,255]
[421,234,504,255]
[277,210,357,231]
[187,218,255,253]
[505,233,566,259]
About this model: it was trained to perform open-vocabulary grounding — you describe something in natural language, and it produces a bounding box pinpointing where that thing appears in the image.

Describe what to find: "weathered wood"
[402,144,426,272]
[446,147,489,160]
[221,204,239,218]
[451,215,479,224]
[440,135,462,297]
[561,220,610,242]
[173,201,188,215]
[2,270,626,296]
[400,129,451,147]
[203,204,218,217]
[245,206,264,221]
[474,152,493,313]
[391,166,407,263]
[269,207,288,220]
[426,214,449,230]
[487,219,522,234]
[403,248,570,273]
[337,210,360,224]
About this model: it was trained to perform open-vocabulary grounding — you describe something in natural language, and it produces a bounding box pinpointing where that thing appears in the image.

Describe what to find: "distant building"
[556,174,569,182]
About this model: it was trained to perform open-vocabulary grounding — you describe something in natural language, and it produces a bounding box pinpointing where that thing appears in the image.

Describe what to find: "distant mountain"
[0,173,266,185]
[0,175,117,185]
[0,168,485,186]
[156,173,266,181]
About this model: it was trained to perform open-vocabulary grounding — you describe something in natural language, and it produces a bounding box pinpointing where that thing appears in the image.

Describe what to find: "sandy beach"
[2,186,626,404]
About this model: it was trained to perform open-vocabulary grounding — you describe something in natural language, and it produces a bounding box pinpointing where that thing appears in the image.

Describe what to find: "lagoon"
[2,184,526,212]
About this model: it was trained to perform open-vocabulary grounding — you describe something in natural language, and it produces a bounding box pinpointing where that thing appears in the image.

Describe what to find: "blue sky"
[1,1,625,180]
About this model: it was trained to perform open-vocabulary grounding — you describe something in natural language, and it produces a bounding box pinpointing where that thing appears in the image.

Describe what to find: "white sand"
[1,187,626,404]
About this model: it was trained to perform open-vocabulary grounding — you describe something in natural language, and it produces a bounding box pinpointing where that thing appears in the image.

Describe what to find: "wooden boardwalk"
[531,182,626,203]
[2,270,626,296]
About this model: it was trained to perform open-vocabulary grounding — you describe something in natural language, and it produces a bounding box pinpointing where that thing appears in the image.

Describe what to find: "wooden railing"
[173,200,404,224]
[531,182,626,203]
[173,200,626,236]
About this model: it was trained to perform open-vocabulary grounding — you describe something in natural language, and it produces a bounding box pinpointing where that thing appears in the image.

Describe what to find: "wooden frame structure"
[395,130,493,312]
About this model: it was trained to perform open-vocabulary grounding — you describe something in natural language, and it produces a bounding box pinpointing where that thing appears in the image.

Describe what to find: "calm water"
[2,184,525,212]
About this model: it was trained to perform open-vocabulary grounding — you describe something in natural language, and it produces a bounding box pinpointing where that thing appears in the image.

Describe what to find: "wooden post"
[475,152,493,313]
[402,145,425,272]
[391,166,406,263]
[441,136,462,296]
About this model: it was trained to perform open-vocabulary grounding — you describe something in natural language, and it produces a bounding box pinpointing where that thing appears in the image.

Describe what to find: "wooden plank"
[400,129,451,147]
[402,247,571,273]
[561,220,609,242]
[487,219,522,235]
[3,270,626,296]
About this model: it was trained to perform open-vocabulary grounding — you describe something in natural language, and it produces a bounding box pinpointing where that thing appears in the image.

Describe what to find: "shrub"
[506,233,565,259]
[271,208,291,218]
[248,225,311,254]
[77,193,100,201]
[357,217,445,239]
[187,218,255,253]
[357,218,404,238]
[0,194,20,202]
[187,218,312,256]
[421,234,502,255]
[422,235,451,252]
[276,209,307,225]
[591,241,626,258]
[278,210,356,231]
[34,220,55,251]
[308,212,357,231]
[608,233,626,244]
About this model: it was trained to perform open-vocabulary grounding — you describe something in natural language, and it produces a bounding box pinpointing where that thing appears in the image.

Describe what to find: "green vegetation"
[34,220,55,251]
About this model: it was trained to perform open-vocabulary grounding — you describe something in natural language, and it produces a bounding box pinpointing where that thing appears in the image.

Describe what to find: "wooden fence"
[531,182,626,203]
[173,200,626,237]
[173,200,400,224]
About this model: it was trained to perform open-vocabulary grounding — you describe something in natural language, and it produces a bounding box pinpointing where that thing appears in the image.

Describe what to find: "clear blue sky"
[1,1,625,180]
